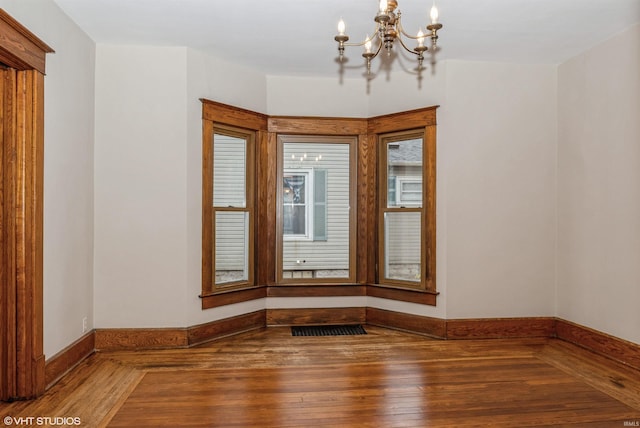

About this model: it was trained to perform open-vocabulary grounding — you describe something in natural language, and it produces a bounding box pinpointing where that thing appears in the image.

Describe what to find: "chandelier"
[334,0,443,74]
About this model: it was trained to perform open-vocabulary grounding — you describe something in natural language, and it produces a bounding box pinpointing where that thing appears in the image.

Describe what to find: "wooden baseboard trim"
[95,327,188,351]
[95,311,268,351]
[366,307,446,338]
[44,331,95,388]
[46,309,640,391]
[446,317,556,340]
[188,310,266,346]
[555,319,640,371]
[369,310,638,370]
[266,307,366,326]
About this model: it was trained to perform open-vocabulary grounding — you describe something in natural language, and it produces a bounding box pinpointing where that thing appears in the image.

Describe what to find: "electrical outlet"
[82,317,88,333]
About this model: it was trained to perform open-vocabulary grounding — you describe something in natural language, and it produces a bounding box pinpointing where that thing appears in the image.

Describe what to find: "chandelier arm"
[342,41,368,48]
[363,39,384,60]
[371,37,383,59]
[396,19,421,41]
[343,24,383,48]
[396,35,422,56]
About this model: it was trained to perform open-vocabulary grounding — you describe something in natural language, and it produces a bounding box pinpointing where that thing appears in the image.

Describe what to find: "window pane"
[283,172,308,237]
[215,211,249,285]
[283,205,306,235]
[313,169,328,241]
[384,211,421,282]
[387,138,422,208]
[402,182,421,191]
[399,179,423,204]
[281,141,351,280]
[213,134,246,207]
[283,174,307,204]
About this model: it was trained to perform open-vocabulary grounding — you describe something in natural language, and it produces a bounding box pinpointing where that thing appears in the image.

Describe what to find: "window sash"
[276,136,356,284]
[206,126,256,293]
[379,131,426,290]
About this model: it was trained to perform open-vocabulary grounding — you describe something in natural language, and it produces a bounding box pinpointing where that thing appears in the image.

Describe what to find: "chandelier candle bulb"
[430,4,439,24]
[417,30,425,47]
[365,36,372,53]
[338,19,346,35]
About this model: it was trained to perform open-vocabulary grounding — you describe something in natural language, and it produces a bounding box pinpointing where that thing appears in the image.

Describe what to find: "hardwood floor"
[1,326,639,427]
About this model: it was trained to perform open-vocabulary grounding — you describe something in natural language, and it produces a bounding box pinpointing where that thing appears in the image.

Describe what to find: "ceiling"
[52,0,640,78]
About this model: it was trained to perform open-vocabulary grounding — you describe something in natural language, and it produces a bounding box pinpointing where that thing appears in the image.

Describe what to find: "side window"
[379,133,426,288]
[203,124,256,295]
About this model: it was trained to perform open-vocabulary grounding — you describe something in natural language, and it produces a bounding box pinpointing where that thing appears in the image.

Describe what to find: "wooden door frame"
[0,9,53,401]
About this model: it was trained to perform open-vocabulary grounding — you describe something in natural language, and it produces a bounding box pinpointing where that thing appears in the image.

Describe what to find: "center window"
[276,136,356,284]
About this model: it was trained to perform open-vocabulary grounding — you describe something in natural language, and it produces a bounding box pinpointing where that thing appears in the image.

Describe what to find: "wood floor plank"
[108,357,639,427]
[1,326,639,427]
[0,358,144,427]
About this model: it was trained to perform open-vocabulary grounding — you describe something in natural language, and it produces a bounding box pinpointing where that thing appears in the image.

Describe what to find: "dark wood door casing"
[0,8,53,401]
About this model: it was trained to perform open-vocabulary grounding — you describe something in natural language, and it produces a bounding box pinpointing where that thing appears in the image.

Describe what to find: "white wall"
[92,45,272,330]
[0,0,96,358]
[93,45,189,328]
[267,76,369,117]
[442,60,558,318]
[557,25,640,344]
[266,62,446,118]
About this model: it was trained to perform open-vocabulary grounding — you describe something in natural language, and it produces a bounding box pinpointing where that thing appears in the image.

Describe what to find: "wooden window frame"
[200,100,267,308]
[368,107,438,304]
[378,129,427,290]
[200,102,437,306]
[209,125,255,292]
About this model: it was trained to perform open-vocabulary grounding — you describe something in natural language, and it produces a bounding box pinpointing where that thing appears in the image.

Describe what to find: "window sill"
[267,284,366,297]
[200,284,438,308]
[200,286,266,310]
[367,284,438,306]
